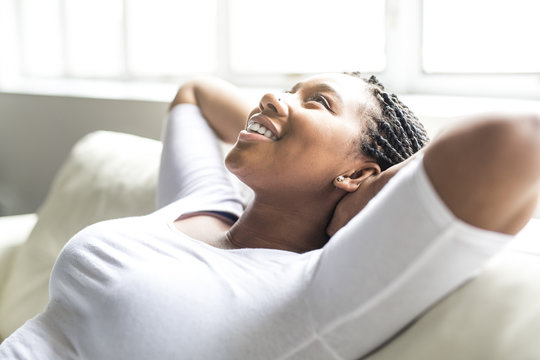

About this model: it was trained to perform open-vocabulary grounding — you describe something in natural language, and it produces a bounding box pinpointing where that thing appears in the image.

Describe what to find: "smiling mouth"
[246,121,278,141]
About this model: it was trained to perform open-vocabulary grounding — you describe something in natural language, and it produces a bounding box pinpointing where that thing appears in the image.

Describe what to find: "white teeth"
[248,122,260,131]
[247,121,278,140]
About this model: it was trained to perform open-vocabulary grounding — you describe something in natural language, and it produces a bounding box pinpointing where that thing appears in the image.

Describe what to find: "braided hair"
[348,72,429,171]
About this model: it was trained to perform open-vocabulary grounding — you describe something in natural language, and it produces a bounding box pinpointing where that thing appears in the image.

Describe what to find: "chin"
[225,146,269,193]
[224,146,248,179]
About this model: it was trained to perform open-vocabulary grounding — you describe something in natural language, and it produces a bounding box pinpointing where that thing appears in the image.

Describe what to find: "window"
[0,0,539,98]
[64,0,124,77]
[126,0,217,77]
[423,0,540,73]
[229,0,385,74]
[0,0,384,82]
[414,0,540,98]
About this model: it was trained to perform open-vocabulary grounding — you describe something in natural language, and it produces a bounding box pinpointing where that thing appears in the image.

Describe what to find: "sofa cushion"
[0,214,38,301]
[0,131,161,339]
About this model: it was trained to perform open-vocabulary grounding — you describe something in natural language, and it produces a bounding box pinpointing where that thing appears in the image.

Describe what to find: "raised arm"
[309,114,540,358]
[170,77,255,144]
[327,151,421,237]
[328,113,540,237]
[157,78,255,208]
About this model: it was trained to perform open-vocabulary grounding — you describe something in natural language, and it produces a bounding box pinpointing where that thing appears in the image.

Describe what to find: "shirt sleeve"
[157,104,244,216]
[0,307,75,359]
[304,155,514,359]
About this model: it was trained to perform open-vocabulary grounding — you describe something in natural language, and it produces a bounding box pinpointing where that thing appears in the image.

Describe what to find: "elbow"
[495,113,540,178]
[169,76,225,110]
[169,79,200,110]
[519,113,540,178]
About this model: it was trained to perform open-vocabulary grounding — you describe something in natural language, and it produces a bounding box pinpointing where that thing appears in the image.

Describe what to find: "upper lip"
[246,113,281,139]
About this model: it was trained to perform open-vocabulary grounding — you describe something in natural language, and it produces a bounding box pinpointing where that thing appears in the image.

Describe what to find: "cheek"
[301,135,359,180]
[276,137,346,186]
[294,145,343,179]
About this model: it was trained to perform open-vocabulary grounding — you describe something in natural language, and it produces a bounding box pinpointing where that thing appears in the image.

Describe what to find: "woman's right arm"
[307,114,540,358]
[326,151,422,237]
[170,77,255,144]
[328,114,540,237]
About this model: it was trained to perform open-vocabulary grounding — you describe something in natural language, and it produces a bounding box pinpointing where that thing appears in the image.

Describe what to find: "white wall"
[0,92,168,215]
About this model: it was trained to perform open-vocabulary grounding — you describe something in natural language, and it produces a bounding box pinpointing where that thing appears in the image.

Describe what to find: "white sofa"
[0,130,539,359]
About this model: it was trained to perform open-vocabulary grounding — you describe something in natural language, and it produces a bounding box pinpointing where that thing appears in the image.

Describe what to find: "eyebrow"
[291,82,343,107]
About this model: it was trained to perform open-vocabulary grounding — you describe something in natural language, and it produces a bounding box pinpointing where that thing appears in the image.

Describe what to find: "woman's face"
[225,73,376,196]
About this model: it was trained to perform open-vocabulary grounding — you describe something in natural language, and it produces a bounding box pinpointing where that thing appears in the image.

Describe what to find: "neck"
[226,192,341,253]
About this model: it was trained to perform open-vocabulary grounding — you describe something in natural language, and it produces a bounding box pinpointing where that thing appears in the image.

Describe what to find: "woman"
[1,73,538,359]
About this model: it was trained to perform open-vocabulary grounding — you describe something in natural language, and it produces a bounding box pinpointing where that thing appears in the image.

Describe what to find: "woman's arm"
[170,77,255,144]
[309,114,540,358]
[327,113,540,237]
[327,152,421,237]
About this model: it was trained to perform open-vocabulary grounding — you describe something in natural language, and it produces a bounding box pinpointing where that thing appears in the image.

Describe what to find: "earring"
[336,176,345,182]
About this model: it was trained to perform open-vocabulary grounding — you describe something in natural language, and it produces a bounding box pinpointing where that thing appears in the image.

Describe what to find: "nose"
[259,92,288,117]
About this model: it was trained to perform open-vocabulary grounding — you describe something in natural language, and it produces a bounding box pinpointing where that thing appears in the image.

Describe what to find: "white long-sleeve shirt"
[0,104,512,360]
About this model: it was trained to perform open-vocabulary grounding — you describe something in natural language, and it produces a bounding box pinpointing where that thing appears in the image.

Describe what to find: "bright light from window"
[2,0,537,98]
[229,0,386,74]
[0,0,19,79]
[126,0,217,76]
[21,0,64,77]
[423,0,540,73]
[65,0,124,77]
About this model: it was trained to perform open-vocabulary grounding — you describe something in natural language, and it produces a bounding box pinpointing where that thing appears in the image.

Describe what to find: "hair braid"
[361,137,399,171]
[376,117,410,157]
[347,72,429,170]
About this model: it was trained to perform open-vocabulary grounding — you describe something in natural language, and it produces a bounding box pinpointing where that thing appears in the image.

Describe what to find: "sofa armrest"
[0,214,38,294]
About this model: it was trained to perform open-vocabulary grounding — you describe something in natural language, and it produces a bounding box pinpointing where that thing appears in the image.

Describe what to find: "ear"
[334,162,381,192]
